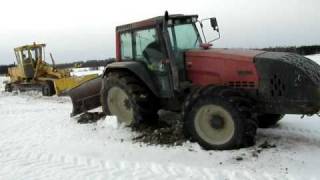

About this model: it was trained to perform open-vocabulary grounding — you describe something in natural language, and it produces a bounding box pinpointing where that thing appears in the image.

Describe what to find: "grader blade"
[53,74,98,96]
[68,76,102,117]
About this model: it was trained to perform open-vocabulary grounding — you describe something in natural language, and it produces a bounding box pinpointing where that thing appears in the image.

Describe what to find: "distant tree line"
[55,58,115,69]
[260,45,320,55]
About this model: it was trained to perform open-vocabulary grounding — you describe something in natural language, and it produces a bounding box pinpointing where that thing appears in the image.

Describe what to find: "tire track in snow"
[258,125,320,147]
[279,126,320,136]
[0,149,279,180]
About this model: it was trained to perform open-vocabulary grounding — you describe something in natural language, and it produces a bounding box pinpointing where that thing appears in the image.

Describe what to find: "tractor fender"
[103,61,160,97]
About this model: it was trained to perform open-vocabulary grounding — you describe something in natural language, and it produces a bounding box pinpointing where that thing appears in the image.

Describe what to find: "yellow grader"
[4,43,97,96]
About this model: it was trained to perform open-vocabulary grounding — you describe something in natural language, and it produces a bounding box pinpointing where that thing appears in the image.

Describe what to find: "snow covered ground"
[0,54,320,180]
[70,67,104,76]
[306,54,320,64]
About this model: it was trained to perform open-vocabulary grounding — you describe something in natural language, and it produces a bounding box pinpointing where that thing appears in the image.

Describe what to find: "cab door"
[119,28,173,97]
[18,49,35,79]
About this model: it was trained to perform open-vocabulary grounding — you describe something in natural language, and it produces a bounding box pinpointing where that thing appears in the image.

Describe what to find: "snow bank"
[97,116,120,129]
[71,66,104,76]
[306,54,320,64]
[0,76,9,91]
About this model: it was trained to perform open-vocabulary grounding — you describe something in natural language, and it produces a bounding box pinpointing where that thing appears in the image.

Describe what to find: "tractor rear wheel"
[184,87,256,150]
[42,81,55,96]
[101,71,158,126]
[257,114,284,128]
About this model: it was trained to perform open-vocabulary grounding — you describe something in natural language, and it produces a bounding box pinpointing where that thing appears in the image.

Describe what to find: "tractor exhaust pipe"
[68,76,103,116]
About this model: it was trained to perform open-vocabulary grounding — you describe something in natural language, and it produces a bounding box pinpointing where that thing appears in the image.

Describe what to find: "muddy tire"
[257,114,284,128]
[4,83,12,92]
[42,81,55,96]
[184,87,257,150]
[101,71,158,126]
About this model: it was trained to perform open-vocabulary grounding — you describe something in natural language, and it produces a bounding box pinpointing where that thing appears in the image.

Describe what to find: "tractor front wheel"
[184,88,256,150]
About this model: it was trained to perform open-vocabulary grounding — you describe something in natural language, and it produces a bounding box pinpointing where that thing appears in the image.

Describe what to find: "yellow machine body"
[5,43,98,96]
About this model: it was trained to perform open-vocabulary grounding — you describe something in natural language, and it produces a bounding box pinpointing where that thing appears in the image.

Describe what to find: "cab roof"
[14,43,46,51]
[116,14,198,32]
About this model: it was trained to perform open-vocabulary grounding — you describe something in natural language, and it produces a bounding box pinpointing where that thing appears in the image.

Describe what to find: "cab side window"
[120,32,133,60]
[134,28,163,64]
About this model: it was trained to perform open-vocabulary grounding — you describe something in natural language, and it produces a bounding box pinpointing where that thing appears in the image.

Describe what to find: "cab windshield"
[168,23,201,51]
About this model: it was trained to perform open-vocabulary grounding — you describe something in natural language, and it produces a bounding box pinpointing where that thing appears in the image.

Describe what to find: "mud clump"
[251,140,277,158]
[132,111,187,146]
[235,156,244,161]
[259,140,276,149]
[77,112,105,124]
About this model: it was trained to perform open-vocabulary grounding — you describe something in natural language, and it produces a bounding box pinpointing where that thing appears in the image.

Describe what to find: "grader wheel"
[4,83,12,92]
[42,81,55,96]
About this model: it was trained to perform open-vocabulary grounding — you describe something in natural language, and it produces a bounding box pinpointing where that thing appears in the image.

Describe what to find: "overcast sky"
[0,0,319,64]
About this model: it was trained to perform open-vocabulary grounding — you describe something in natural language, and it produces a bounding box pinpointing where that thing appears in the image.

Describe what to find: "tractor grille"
[269,74,285,97]
[228,81,255,88]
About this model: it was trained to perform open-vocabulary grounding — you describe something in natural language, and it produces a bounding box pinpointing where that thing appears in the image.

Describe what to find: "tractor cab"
[115,12,219,97]
[14,43,46,79]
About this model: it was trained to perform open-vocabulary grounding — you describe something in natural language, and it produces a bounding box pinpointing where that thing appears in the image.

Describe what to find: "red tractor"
[69,12,320,150]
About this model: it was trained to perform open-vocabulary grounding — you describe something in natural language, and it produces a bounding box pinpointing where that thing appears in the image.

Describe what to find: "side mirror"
[210,17,219,32]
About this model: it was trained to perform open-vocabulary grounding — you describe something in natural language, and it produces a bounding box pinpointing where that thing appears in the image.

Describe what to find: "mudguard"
[103,61,160,97]
[69,61,160,117]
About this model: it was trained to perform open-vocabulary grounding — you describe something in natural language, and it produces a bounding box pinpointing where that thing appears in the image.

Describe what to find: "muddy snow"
[0,54,320,180]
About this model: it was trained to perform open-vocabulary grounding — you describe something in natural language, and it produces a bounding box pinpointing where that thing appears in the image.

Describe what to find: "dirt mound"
[132,111,187,146]
[76,110,187,146]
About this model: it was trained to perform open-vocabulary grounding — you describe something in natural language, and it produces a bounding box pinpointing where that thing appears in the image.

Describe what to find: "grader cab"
[5,43,97,96]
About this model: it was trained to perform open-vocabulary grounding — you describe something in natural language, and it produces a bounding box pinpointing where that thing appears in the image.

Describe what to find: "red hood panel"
[185,48,263,87]
[186,48,265,62]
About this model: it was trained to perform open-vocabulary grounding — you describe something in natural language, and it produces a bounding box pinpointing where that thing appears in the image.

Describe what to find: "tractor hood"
[184,48,264,89]
[185,48,320,114]
[185,48,265,62]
